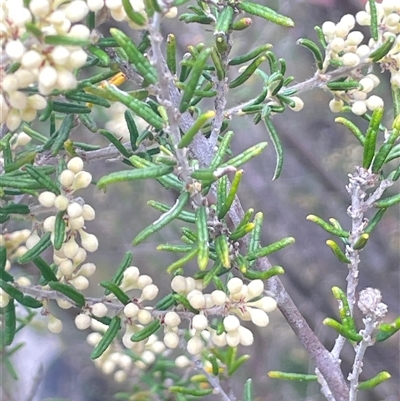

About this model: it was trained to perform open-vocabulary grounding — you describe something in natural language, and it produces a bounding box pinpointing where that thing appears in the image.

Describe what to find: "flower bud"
[87,332,102,346]
[114,370,127,383]
[247,279,264,300]
[192,314,208,331]
[141,284,159,301]
[248,307,269,327]
[164,311,181,327]
[227,277,243,295]
[43,215,56,232]
[75,313,91,330]
[164,332,179,349]
[366,95,384,111]
[211,290,227,306]
[137,274,152,289]
[63,237,79,258]
[226,330,241,347]
[123,266,140,283]
[171,275,187,294]
[67,202,83,219]
[238,325,254,346]
[71,275,89,290]
[56,298,72,309]
[91,302,108,317]
[79,230,99,252]
[59,170,76,188]
[59,259,74,276]
[187,336,204,355]
[175,355,191,368]
[351,100,367,115]
[54,195,69,211]
[82,204,95,221]
[187,290,206,309]
[223,315,240,332]
[137,309,152,325]
[48,315,63,333]
[69,216,85,230]
[67,157,84,174]
[72,171,92,190]
[77,262,97,277]
[124,303,139,318]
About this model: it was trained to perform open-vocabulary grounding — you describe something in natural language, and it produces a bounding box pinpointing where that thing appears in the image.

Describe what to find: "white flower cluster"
[0,0,93,131]
[35,157,97,291]
[322,0,400,115]
[80,272,276,383]
[0,228,32,308]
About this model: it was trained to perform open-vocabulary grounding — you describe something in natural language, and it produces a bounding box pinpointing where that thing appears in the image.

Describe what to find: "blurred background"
[3,0,399,400]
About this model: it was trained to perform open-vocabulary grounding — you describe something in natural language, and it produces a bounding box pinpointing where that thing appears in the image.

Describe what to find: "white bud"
[322,21,335,38]
[101,361,115,375]
[63,237,79,258]
[124,303,139,318]
[87,0,104,12]
[79,230,99,252]
[211,290,227,306]
[69,216,85,230]
[366,95,384,111]
[67,157,84,174]
[334,23,350,38]
[105,0,123,11]
[56,68,77,90]
[39,65,58,88]
[356,11,371,26]
[0,290,10,308]
[342,53,360,67]
[75,313,91,330]
[346,31,364,46]
[6,109,22,132]
[114,370,127,383]
[247,279,264,300]
[73,247,87,264]
[137,274,152,289]
[164,332,179,349]
[211,331,227,347]
[71,275,89,290]
[352,90,367,101]
[26,232,40,250]
[248,296,277,313]
[67,202,83,219]
[14,69,36,88]
[289,96,304,112]
[192,314,208,331]
[8,91,28,110]
[59,259,74,275]
[227,277,243,294]
[56,298,73,309]
[330,37,345,53]
[329,98,344,113]
[123,266,140,283]
[48,316,63,333]
[185,277,197,293]
[171,275,187,294]
[187,290,206,309]
[82,204,95,221]
[43,215,56,232]
[137,309,152,325]
[87,332,102,346]
[351,100,367,115]
[77,261,97,277]
[16,276,31,286]
[359,78,374,93]
[5,40,25,61]
[164,311,181,327]
[27,94,47,110]
[223,315,240,332]
[67,49,88,69]
[226,330,241,347]
[29,0,50,16]
[340,14,355,29]
[187,336,204,355]
[355,45,371,59]
[238,325,254,346]
[21,50,43,69]
[64,0,89,22]
[50,46,70,66]
[248,307,269,327]
[91,302,108,317]
[59,169,76,188]
[141,284,159,301]
[2,75,19,92]
[175,355,191,368]
[54,195,70,211]
[68,24,90,39]
[72,171,92,190]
